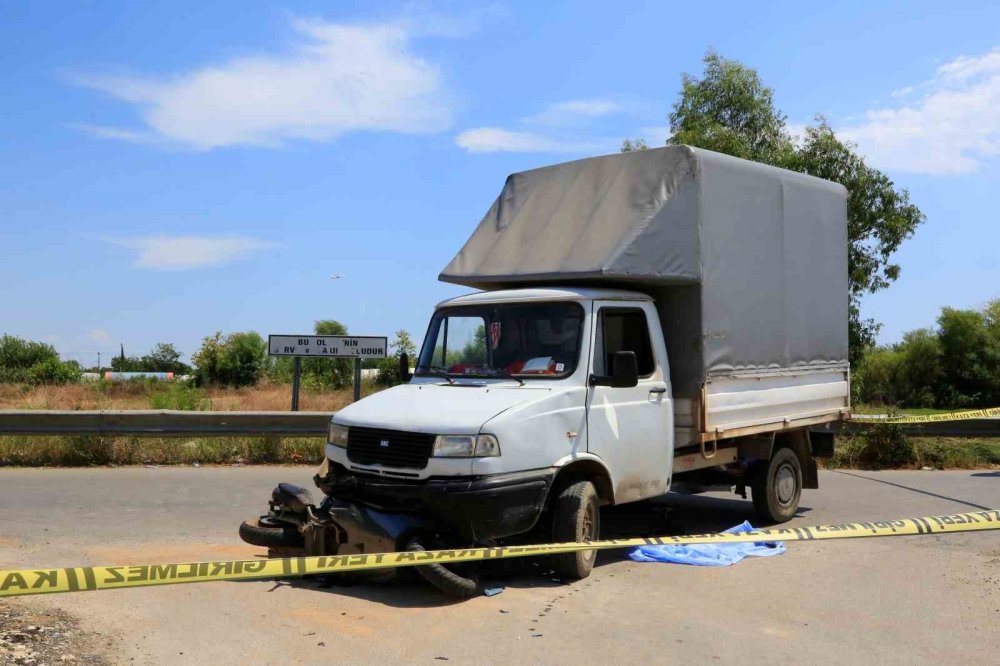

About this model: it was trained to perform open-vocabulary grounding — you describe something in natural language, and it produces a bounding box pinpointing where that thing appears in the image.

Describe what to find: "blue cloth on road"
[628,521,785,567]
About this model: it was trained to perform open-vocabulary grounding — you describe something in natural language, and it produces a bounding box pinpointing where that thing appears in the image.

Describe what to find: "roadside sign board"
[268,335,387,359]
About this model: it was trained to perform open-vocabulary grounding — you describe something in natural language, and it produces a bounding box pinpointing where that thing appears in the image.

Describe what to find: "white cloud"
[638,125,671,145]
[456,97,626,154]
[73,123,156,144]
[88,329,112,344]
[103,235,278,270]
[523,99,623,126]
[786,122,808,146]
[455,127,608,154]
[72,17,454,150]
[839,47,1000,174]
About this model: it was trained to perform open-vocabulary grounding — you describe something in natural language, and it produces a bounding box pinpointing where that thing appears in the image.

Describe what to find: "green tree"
[628,51,926,367]
[140,343,192,374]
[855,299,1000,408]
[937,307,995,406]
[0,335,82,385]
[894,329,942,407]
[461,325,487,365]
[620,138,649,152]
[192,331,267,387]
[377,329,418,386]
[0,335,58,372]
[304,320,353,389]
[669,50,792,164]
[854,347,903,406]
[110,355,143,372]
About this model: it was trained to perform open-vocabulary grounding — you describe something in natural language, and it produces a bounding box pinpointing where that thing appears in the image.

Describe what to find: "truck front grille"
[346,427,435,470]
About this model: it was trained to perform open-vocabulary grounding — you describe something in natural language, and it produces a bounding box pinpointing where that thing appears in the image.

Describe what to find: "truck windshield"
[416,302,584,380]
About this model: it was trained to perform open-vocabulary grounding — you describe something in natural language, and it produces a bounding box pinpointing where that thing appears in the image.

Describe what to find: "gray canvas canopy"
[440,145,849,395]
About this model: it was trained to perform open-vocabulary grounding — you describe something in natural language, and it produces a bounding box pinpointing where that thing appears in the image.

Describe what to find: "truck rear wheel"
[550,480,600,580]
[751,447,802,524]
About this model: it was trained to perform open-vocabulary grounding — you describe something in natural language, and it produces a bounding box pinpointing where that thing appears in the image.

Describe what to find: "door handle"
[649,387,667,394]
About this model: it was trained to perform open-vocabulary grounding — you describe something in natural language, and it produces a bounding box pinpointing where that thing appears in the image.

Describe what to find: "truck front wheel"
[751,447,802,524]
[550,480,600,580]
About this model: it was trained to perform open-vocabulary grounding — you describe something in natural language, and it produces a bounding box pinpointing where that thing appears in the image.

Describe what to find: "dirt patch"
[288,607,381,638]
[84,542,262,565]
[0,601,110,665]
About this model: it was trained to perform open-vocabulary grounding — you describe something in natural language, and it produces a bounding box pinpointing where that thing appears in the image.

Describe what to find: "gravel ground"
[0,603,108,665]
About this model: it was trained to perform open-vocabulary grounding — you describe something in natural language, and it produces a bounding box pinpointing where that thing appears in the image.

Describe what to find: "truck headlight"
[432,434,501,458]
[328,422,349,448]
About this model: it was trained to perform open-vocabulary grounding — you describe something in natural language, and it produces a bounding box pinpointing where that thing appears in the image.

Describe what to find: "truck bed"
[672,367,849,473]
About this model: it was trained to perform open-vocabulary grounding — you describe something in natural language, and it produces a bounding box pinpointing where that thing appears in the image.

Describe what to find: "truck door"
[586,302,673,503]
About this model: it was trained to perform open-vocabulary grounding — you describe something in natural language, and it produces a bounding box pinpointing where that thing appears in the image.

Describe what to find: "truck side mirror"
[590,351,639,388]
[610,351,639,388]
[399,352,412,383]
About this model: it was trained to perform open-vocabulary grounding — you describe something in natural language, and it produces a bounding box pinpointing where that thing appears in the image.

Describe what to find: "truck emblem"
[379,439,390,448]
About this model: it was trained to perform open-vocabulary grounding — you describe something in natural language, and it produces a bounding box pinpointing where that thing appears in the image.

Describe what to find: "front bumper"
[317,462,555,542]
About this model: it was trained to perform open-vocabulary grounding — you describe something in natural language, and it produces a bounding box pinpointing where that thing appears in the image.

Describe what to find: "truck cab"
[324,287,671,541]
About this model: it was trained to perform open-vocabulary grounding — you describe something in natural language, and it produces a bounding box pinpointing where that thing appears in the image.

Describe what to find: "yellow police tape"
[2,509,999,598]
[852,406,1000,423]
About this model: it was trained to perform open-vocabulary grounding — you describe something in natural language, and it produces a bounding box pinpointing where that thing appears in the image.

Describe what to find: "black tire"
[405,538,480,598]
[238,517,304,549]
[751,448,803,524]
[550,480,600,580]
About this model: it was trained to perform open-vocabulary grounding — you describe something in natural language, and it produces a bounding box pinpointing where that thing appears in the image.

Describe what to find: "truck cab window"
[417,302,584,379]
[429,316,487,370]
[596,309,655,377]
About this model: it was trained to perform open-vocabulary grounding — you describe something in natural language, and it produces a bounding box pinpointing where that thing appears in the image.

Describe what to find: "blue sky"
[1,1,998,367]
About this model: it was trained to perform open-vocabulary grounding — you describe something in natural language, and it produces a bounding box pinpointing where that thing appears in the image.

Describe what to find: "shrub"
[148,383,209,410]
[0,335,82,385]
[894,329,942,406]
[27,357,82,385]
[854,347,903,406]
[192,331,268,387]
[60,435,114,466]
[837,420,914,469]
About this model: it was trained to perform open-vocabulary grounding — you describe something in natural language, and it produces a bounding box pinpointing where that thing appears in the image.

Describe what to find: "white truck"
[240,146,850,596]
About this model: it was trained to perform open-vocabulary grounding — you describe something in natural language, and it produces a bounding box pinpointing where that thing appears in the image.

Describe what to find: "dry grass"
[0,435,326,466]
[0,380,378,412]
[0,380,378,466]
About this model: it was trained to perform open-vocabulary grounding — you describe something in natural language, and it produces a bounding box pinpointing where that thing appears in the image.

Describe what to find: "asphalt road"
[1,466,998,665]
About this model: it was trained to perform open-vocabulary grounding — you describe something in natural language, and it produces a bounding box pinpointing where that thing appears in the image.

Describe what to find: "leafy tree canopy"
[625,50,926,366]
[0,334,82,385]
[855,299,1000,408]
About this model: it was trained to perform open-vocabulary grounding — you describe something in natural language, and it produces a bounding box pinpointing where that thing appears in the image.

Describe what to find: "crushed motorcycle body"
[238,458,542,597]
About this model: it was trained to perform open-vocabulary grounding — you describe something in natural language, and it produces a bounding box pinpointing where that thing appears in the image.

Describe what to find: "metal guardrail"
[0,410,332,437]
[0,410,994,439]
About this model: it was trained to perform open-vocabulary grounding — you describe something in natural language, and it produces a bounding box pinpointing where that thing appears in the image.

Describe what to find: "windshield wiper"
[414,365,455,384]
[488,369,525,386]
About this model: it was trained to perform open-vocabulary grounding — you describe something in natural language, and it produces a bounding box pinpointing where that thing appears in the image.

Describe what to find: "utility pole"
[97,352,101,376]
